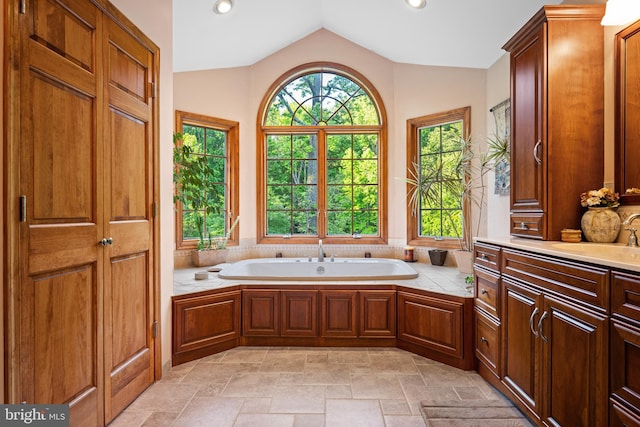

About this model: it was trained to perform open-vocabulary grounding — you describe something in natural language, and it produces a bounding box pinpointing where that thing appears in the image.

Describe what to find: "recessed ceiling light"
[214,0,233,15]
[406,0,426,9]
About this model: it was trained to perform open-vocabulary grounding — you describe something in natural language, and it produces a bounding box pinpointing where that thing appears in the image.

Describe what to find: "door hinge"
[19,195,26,222]
[19,0,26,14]
[152,321,158,338]
[152,202,157,218]
[148,82,156,99]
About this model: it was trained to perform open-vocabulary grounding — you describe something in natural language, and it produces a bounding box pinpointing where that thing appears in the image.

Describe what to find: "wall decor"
[490,98,510,195]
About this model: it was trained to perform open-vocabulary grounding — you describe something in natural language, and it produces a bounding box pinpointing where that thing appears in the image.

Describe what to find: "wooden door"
[509,25,545,233]
[18,1,104,425]
[501,278,542,421]
[12,1,158,425]
[102,16,157,424]
[540,295,608,427]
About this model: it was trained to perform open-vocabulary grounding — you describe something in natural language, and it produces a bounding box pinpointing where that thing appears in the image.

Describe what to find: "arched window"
[257,63,387,244]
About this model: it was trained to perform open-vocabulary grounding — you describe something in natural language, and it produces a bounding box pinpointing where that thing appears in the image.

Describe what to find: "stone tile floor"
[109,347,531,427]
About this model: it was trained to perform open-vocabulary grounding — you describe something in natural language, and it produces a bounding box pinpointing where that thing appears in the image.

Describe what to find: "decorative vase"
[580,207,621,243]
[453,249,474,274]
[428,249,448,266]
[191,248,228,267]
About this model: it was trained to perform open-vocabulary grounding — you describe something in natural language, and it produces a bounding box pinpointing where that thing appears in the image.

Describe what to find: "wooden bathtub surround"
[172,284,474,370]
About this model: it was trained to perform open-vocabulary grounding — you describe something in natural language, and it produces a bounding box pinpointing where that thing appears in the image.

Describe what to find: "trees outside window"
[406,107,470,249]
[258,63,388,244]
[175,111,239,250]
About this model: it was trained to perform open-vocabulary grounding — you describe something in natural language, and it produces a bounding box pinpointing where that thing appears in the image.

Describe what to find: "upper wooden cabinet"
[503,5,605,241]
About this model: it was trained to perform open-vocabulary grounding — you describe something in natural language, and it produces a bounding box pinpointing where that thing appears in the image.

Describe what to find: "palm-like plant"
[405,134,509,251]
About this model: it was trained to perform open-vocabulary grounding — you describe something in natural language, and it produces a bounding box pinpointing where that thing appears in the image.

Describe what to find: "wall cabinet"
[503,5,605,240]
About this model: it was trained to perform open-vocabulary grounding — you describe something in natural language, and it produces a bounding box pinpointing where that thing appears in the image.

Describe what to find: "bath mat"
[420,398,534,426]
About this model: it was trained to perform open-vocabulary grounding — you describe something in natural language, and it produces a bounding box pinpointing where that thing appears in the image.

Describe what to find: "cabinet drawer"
[474,268,500,318]
[510,213,544,239]
[474,307,500,376]
[502,248,609,311]
[473,242,501,272]
[612,270,640,324]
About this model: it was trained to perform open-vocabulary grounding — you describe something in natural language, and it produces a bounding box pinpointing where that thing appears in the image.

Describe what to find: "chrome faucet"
[622,213,640,247]
[318,239,324,262]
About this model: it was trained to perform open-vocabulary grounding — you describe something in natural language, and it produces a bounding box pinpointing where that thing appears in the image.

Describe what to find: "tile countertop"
[173,261,473,298]
[476,237,640,273]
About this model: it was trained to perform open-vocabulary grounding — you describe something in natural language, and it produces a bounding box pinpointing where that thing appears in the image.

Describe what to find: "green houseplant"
[173,132,233,266]
[405,134,509,271]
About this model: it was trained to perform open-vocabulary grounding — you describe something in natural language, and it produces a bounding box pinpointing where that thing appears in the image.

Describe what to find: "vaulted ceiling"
[172,0,565,72]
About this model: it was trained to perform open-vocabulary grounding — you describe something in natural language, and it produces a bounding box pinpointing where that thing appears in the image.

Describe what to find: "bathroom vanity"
[473,238,640,427]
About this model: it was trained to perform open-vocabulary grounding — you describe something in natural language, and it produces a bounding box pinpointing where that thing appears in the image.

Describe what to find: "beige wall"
[485,54,511,238]
[174,29,488,247]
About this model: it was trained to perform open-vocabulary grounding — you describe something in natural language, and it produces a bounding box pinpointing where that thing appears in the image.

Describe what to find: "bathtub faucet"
[318,239,324,262]
[623,213,640,247]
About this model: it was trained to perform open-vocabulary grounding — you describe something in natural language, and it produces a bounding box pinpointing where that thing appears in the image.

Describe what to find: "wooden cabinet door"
[397,291,465,359]
[509,25,545,217]
[172,290,241,365]
[320,291,357,338]
[540,295,608,427]
[501,278,542,420]
[243,290,280,336]
[102,17,157,424]
[610,319,640,426]
[17,1,104,425]
[359,291,396,337]
[281,290,318,337]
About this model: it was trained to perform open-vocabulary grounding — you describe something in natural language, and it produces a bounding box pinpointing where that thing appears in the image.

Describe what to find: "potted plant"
[405,134,509,272]
[173,132,237,267]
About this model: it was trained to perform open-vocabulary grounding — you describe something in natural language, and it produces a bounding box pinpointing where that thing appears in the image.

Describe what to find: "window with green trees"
[258,63,387,244]
[406,107,470,248]
[175,111,239,250]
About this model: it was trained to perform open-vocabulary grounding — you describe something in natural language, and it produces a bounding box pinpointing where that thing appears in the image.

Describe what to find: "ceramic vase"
[191,248,228,267]
[580,207,621,243]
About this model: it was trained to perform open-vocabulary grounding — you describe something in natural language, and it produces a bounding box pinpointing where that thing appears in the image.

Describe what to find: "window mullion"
[317,129,327,238]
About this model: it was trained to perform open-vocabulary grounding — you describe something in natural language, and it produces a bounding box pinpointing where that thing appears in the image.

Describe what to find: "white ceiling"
[172,0,565,73]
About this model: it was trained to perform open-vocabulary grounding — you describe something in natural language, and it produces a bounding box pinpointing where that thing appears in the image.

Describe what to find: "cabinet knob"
[520,222,529,230]
[481,289,488,295]
[478,253,488,261]
[481,337,488,344]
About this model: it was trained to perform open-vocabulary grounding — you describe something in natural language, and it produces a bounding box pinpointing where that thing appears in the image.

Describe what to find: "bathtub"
[217,257,419,281]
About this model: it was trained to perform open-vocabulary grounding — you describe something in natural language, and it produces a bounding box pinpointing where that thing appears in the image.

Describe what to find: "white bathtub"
[217,257,419,281]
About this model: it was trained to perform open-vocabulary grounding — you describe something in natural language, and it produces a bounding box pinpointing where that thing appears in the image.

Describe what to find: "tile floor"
[109,347,522,427]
